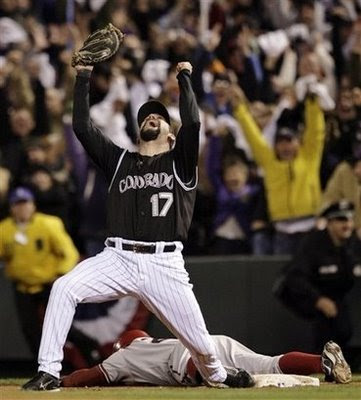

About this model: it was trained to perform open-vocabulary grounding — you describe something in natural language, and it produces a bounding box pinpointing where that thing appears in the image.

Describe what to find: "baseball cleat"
[321,341,352,384]
[22,371,60,391]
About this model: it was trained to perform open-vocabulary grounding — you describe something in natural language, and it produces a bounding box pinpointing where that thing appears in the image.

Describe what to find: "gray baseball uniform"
[101,335,282,386]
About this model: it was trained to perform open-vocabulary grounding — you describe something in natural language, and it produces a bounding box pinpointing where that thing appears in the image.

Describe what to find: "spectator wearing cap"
[321,155,361,239]
[0,187,79,357]
[231,84,326,254]
[274,200,361,352]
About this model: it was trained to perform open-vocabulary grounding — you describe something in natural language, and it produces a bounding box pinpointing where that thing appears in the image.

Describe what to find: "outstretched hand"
[176,62,193,75]
[315,296,338,318]
[229,84,247,108]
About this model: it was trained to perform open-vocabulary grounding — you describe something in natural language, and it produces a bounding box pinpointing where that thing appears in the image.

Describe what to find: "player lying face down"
[61,330,352,388]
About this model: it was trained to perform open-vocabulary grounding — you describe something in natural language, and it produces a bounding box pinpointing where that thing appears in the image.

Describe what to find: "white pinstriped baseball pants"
[38,239,227,383]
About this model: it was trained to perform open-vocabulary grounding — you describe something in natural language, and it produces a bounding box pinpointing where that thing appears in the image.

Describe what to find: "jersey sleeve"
[173,70,201,184]
[300,97,325,165]
[72,70,123,181]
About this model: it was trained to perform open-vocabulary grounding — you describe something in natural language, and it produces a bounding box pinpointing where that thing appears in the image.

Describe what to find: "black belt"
[108,241,176,254]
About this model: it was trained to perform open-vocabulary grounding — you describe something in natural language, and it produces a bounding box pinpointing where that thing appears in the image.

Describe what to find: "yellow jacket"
[321,161,361,229]
[234,99,325,222]
[0,213,79,293]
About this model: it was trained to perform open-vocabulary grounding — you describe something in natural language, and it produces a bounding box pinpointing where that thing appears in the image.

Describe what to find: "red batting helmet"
[114,330,150,351]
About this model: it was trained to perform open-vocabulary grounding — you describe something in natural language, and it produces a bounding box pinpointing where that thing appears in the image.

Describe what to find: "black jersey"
[73,69,200,242]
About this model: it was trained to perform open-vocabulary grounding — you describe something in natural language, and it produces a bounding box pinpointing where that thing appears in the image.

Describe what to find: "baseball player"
[61,330,352,387]
[22,60,252,391]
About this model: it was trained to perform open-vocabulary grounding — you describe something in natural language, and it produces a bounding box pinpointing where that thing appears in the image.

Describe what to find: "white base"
[253,374,320,388]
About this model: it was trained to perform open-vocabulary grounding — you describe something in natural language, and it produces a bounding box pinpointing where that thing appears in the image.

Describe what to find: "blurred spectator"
[203,72,233,116]
[0,157,11,219]
[89,73,137,150]
[42,132,71,185]
[45,87,66,134]
[321,155,361,239]
[273,200,361,352]
[0,187,79,357]
[206,131,259,255]
[326,86,361,164]
[231,85,326,254]
[2,107,36,182]
[329,2,361,83]
[25,164,71,229]
[23,136,48,169]
[250,185,274,255]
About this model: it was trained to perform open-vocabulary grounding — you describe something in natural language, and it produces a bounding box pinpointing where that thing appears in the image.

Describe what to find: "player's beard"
[140,126,160,141]
[140,120,161,142]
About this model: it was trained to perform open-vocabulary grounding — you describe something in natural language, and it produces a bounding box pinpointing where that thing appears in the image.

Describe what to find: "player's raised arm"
[176,62,200,127]
[174,62,201,182]
[72,65,122,180]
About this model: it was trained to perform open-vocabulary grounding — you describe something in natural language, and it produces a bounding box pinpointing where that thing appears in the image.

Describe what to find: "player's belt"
[108,240,176,253]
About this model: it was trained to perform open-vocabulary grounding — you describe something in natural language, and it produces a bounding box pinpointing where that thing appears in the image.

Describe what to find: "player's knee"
[52,274,70,291]
[51,274,79,302]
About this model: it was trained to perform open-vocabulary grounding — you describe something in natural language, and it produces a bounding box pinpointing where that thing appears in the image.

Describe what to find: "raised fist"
[176,62,193,74]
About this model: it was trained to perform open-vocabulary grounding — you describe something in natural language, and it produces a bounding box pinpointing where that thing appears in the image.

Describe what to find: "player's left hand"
[176,62,192,75]
[75,65,94,72]
[71,23,124,68]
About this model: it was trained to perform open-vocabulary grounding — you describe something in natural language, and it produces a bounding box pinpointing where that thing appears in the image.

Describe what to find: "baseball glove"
[71,23,124,67]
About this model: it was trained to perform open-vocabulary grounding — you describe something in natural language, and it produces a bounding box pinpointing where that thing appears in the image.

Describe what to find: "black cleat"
[22,371,60,391]
[223,368,255,388]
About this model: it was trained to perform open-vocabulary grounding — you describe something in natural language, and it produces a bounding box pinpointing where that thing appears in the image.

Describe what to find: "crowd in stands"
[0,0,360,258]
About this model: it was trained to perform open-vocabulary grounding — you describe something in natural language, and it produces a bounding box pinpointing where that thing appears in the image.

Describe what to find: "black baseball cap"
[321,200,354,220]
[137,100,171,127]
[275,107,302,142]
[275,127,299,142]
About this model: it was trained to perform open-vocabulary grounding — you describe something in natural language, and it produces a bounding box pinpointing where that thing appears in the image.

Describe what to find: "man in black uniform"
[274,200,361,352]
[22,61,254,391]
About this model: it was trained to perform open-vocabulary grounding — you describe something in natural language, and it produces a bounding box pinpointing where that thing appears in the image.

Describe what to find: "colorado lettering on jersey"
[119,172,174,193]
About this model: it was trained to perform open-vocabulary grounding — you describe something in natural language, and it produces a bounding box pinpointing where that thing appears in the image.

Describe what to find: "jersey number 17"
[150,192,173,217]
